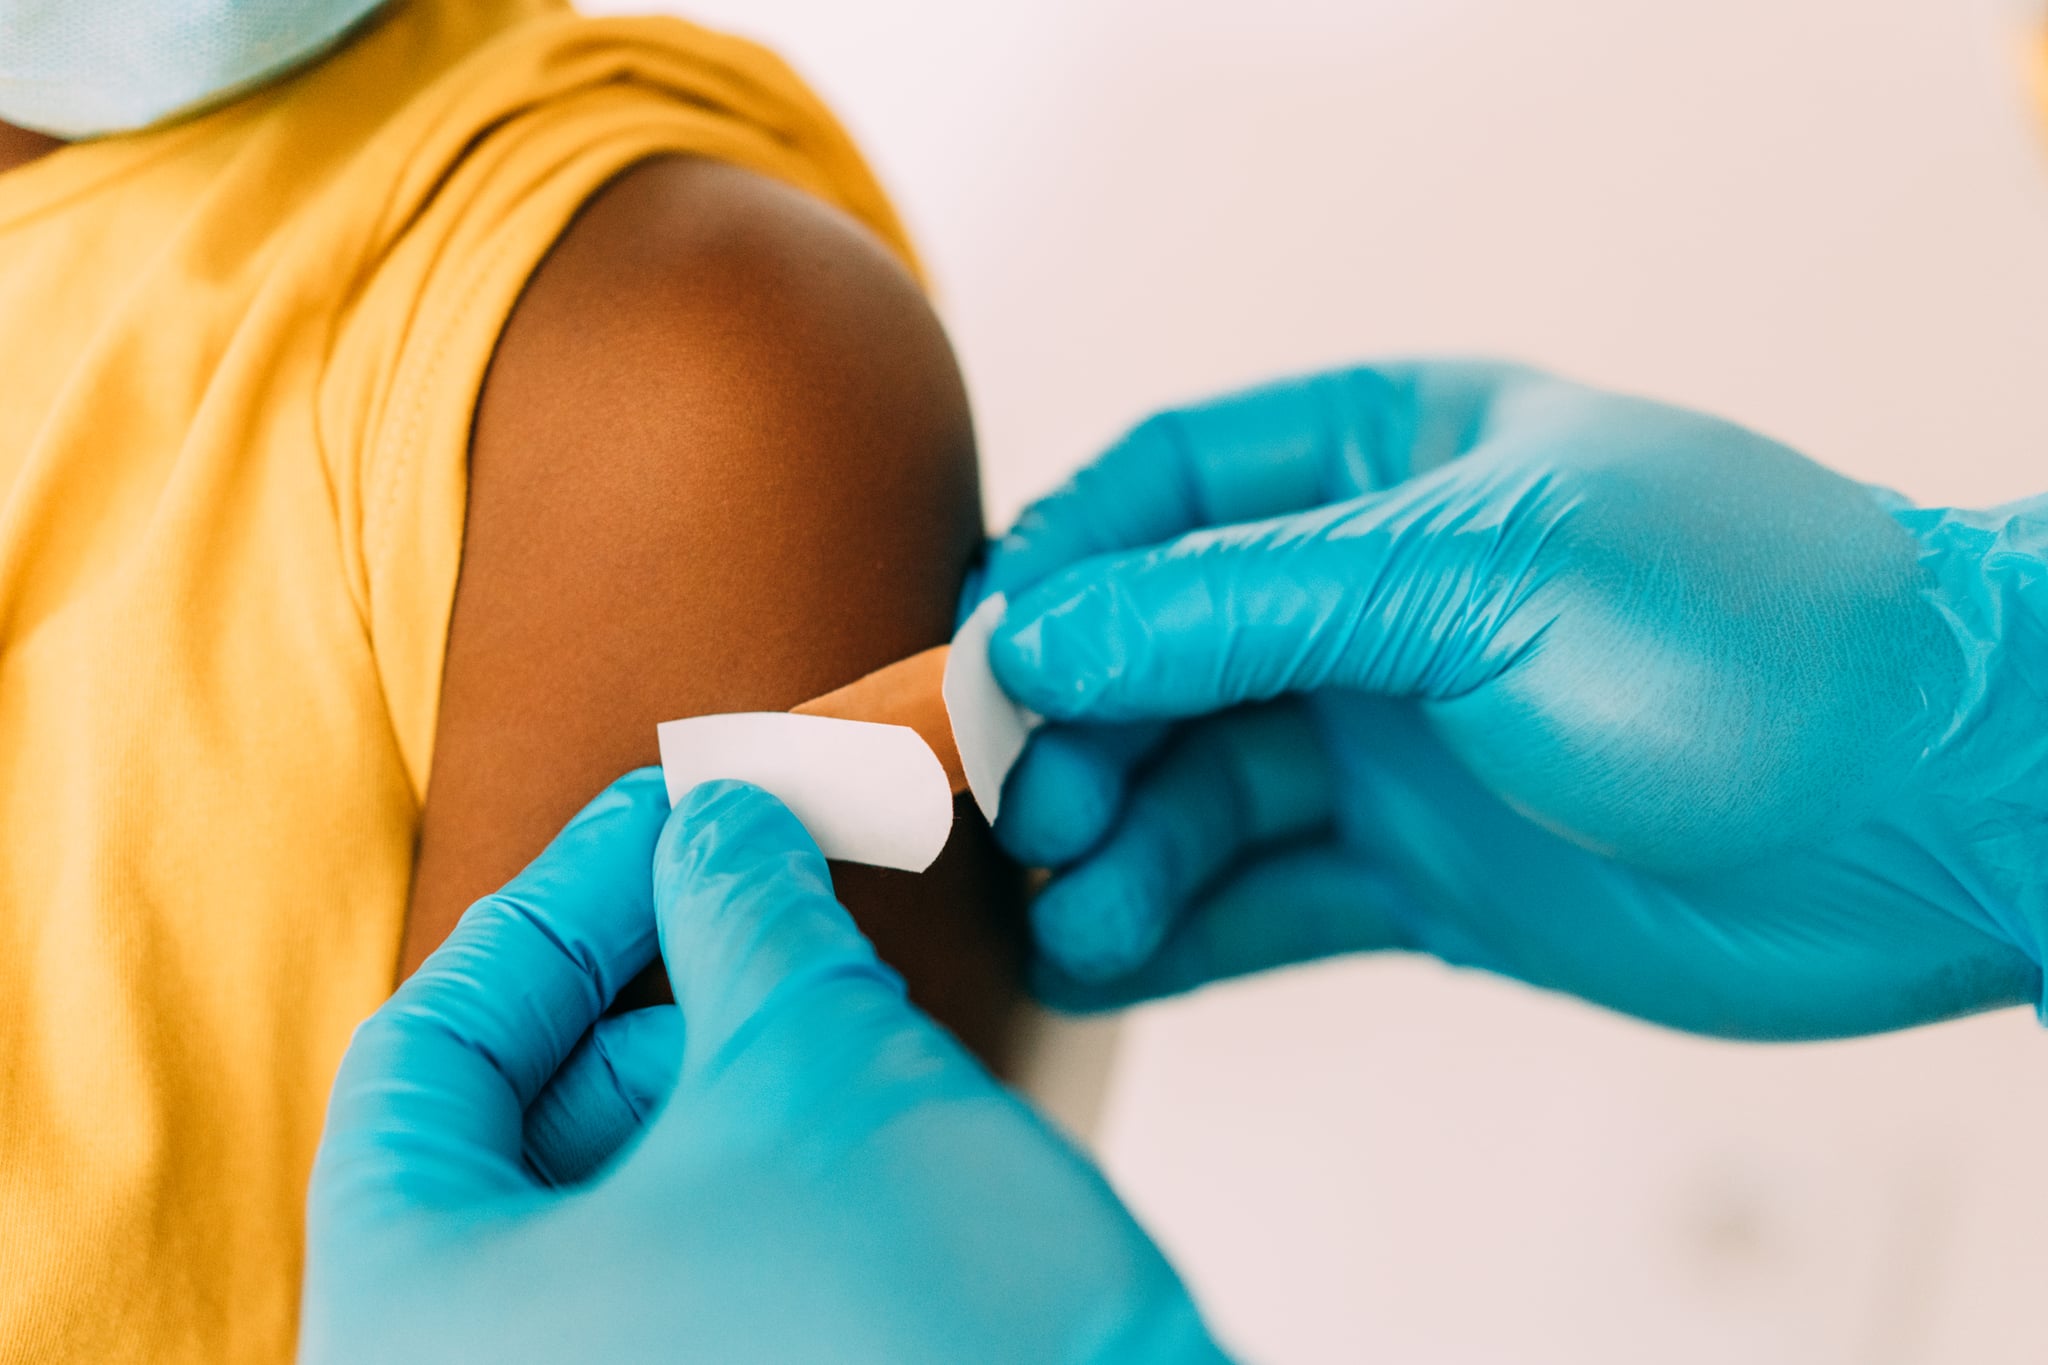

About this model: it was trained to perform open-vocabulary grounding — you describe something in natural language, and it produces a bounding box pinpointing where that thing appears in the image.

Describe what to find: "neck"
[0,121,65,175]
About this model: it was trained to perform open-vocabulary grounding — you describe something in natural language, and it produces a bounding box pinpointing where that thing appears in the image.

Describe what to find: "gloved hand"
[301,770,1225,1365]
[977,361,2048,1039]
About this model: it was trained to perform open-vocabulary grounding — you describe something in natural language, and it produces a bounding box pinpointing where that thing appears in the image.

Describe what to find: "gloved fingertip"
[1025,956,1136,1015]
[652,780,841,962]
[1030,863,1169,986]
[571,765,673,830]
[989,586,1115,722]
[669,775,770,825]
[617,763,672,797]
[652,779,886,1056]
[659,779,824,880]
[994,734,1121,868]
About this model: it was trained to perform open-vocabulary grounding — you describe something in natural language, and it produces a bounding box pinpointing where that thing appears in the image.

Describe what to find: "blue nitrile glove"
[300,770,1225,1365]
[976,361,2048,1039]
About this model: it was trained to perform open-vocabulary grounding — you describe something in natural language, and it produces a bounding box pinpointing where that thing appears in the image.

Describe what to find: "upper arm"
[404,156,1023,1063]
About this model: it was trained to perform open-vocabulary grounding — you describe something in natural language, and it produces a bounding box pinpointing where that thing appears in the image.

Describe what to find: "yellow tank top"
[0,3,913,1359]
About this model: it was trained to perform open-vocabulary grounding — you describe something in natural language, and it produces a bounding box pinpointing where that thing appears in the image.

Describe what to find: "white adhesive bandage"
[656,712,955,872]
[656,593,1042,870]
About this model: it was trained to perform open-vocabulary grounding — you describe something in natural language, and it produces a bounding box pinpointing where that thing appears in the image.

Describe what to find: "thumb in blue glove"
[302,769,1225,1365]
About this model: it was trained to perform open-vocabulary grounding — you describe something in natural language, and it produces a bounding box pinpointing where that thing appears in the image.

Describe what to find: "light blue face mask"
[0,0,388,140]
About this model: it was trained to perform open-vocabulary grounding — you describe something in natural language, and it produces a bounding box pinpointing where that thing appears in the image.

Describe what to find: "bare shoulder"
[464,154,977,658]
[406,156,1019,1057]
[479,154,972,534]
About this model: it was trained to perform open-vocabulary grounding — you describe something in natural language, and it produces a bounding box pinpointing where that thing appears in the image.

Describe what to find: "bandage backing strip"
[943,593,1043,823]
[656,712,954,872]
[657,593,1041,869]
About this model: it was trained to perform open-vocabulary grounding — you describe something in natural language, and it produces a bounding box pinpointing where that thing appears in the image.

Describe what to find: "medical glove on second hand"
[978,361,2048,1038]
[300,770,1223,1365]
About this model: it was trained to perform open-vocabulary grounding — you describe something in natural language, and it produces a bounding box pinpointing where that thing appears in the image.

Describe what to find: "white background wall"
[591,1,2048,1358]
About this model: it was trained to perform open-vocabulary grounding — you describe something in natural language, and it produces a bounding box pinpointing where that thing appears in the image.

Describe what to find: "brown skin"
[405,156,1026,1066]
[0,121,63,174]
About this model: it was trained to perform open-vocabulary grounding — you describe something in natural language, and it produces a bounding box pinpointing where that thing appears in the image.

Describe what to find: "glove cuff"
[1892,496,2048,999]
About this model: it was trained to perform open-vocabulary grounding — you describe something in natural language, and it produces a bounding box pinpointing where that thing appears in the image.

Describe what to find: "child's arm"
[403,156,1024,1064]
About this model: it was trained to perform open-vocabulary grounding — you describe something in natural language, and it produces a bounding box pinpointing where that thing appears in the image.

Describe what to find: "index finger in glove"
[988,440,1571,727]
